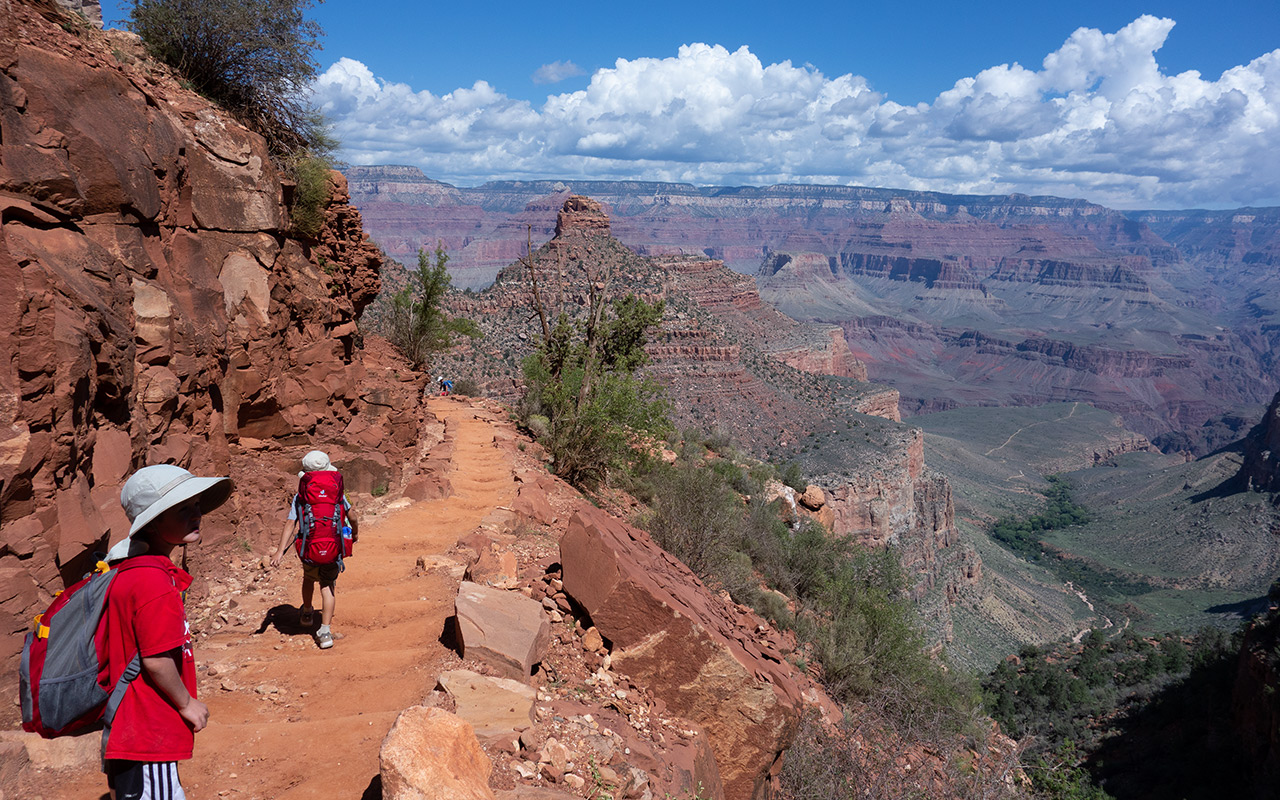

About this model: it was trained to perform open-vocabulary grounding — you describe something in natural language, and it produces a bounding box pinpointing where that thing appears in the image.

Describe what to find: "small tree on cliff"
[127,0,325,156]
[518,239,669,489]
[388,244,480,369]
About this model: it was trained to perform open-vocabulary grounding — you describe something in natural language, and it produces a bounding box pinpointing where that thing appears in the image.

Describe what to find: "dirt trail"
[60,397,516,799]
[985,402,1080,457]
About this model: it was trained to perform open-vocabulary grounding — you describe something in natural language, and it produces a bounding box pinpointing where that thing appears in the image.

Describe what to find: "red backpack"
[295,470,347,568]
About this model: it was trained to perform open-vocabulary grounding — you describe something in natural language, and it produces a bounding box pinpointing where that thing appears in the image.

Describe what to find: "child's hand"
[180,697,209,732]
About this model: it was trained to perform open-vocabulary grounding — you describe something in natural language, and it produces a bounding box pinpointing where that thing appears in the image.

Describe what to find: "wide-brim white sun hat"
[301,450,337,473]
[106,464,233,561]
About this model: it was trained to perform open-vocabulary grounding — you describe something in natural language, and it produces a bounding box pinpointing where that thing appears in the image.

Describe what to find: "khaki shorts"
[302,562,340,588]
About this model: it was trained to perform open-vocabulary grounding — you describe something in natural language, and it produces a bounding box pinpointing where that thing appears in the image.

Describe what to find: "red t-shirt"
[98,555,197,762]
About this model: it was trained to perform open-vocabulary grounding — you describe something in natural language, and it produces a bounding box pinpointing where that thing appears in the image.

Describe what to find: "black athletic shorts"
[105,759,187,800]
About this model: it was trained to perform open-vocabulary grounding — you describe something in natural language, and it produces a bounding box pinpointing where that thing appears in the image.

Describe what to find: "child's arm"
[271,518,298,567]
[142,650,208,732]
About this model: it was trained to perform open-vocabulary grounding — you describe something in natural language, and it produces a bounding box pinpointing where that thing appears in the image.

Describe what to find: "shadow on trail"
[254,604,316,636]
[439,614,459,652]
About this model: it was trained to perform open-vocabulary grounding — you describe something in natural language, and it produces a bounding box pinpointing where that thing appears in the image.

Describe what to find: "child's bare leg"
[320,584,335,626]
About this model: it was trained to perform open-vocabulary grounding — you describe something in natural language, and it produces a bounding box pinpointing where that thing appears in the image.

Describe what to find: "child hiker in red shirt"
[102,464,232,800]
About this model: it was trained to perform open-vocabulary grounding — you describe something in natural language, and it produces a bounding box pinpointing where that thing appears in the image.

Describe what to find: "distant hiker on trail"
[103,464,233,800]
[271,450,358,650]
[438,375,453,396]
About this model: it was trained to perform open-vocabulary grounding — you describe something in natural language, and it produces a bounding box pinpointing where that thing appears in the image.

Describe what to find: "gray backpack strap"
[99,652,142,770]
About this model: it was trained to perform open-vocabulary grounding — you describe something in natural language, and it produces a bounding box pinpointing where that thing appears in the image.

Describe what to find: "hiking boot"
[299,606,314,627]
[315,630,334,649]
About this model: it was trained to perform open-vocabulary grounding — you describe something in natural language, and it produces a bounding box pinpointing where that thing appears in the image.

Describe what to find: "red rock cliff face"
[0,0,407,699]
[823,429,978,608]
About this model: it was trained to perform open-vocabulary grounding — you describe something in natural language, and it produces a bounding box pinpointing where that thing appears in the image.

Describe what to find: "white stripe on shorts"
[142,762,186,800]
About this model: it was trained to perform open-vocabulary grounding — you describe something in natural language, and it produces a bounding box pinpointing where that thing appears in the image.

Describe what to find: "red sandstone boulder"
[380,706,496,800]
[798,485,826,511]
[455,581,551,682]
[466,546,520,589]
[560,506,804,800]
[436,669,536,743]
[511,483,556,526]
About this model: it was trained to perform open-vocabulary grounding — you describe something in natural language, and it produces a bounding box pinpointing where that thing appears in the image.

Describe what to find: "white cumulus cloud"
[310,17,1280,208]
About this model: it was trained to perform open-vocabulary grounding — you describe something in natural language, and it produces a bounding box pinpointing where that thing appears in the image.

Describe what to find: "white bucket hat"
[301,450,338,473]
[106,464,232,561]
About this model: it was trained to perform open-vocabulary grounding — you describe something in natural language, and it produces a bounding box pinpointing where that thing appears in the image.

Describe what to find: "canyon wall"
[1239,391,1280,494]
[1233,610,1280,792]
[0,0,428,699]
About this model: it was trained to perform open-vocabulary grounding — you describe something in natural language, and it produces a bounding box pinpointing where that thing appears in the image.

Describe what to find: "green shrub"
[520,296,668,490]
[639,458,740,578]
[289,150,334,238]
[526,414,551,440]
[128,0,325,156]
[704,427,734,453]
[451,377,482,397]
[387,244,481,368]
[755,588,793,630]
[780,460,806,492]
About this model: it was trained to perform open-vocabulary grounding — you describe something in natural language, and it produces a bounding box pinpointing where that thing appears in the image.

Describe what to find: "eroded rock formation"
[436,197,978,649]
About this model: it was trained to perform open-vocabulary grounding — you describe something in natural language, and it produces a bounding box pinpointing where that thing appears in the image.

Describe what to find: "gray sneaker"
[299,607,314,627]
[315,630,334,649]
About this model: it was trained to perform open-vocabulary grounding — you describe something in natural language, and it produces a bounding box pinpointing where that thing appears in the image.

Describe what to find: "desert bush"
[128,0,325,156]
[521,296,668,489]
[777,710,861,800]
[387,244,480,368]
[780,460,806,491]
[736,495,795,592]
[640,457,741,578]
[451,377,482,397]
[288,147,335,238]
[704,427,735,453]
[709,457,753,494]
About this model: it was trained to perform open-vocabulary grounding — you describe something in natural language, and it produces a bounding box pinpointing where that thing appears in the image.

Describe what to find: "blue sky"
[98,0,1280,208]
